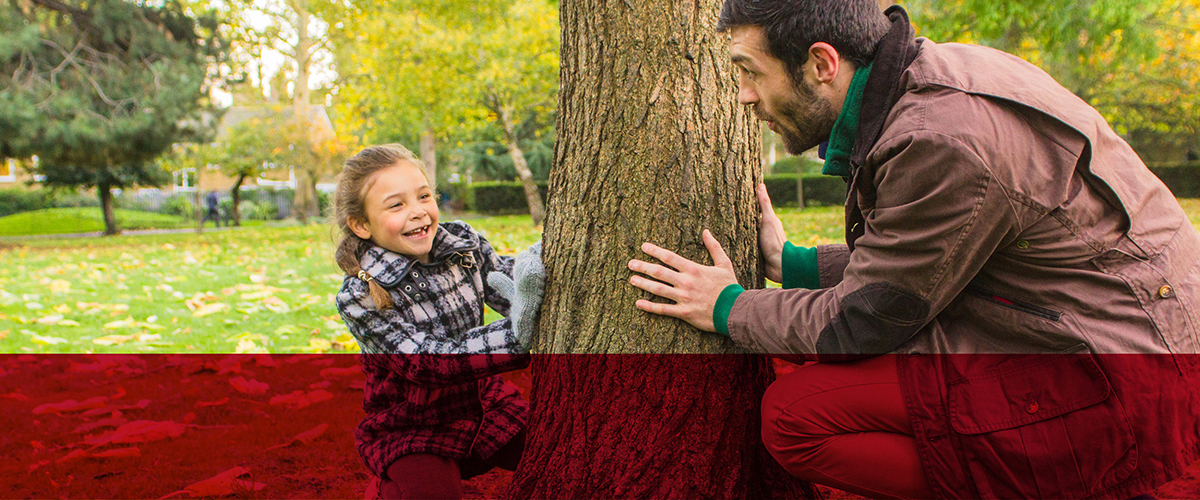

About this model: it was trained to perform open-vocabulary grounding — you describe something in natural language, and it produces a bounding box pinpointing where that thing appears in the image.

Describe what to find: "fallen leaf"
[90,447,141,459]
[84,420,186,446]
[55,449,89,465]
[268,389,333,409]
[159,466,266,499]
[228,376,268,395]
[33,396,109,415]
[267,423,330,450]
[195,397,229,408]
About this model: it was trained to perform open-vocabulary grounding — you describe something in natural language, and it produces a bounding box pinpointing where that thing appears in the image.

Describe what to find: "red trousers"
[761,355,934,499]
[378,432,525,500]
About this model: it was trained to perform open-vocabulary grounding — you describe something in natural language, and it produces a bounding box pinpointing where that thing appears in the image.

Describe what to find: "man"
[202,190,222,228]
[628,1,1200,498]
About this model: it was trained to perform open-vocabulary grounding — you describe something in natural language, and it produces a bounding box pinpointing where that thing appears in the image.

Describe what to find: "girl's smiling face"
[348,161,439,263]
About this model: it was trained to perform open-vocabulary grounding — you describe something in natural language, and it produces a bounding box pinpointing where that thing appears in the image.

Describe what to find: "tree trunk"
[291,2,312,109]
[294,168,318,223]
[231,173,246,227]
[421,127,437,191]
[98,183,119,236]
[507,1,817,498]
[496,102,546,226]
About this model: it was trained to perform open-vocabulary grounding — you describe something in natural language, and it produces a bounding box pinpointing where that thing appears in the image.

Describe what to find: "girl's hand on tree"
[757,183,787,283]
[628,230,738,332]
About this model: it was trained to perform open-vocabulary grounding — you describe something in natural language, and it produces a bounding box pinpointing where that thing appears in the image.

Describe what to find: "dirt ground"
[1,354,1196,499]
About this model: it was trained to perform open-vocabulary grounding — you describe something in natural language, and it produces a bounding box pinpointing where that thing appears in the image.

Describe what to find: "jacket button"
[1159,285,1174,298]
[1025,401,1039,414]
[1016,240,1030,250]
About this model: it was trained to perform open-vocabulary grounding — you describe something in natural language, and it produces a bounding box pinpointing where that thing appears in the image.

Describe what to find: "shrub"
[769,155,823,175]
[0,188,54,217]
[763,174,847,208]
[161,195,195,217]
[472,181,549,214]
[1149,162,1200,198]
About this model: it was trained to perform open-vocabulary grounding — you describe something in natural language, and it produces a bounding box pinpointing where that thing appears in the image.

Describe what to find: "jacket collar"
[850,5,920,172]
[822,63,872,178]
[358,222,480,287]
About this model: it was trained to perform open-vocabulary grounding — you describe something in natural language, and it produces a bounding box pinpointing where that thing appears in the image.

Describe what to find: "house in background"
[172,105,339,195]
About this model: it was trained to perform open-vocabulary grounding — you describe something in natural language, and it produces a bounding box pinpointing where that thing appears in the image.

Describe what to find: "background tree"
[907,0,1200,160]
[507,1,817,498]
[224,0,335,221]
[212,117,276,225]
[331,0,558,221]
[0,0,225,235]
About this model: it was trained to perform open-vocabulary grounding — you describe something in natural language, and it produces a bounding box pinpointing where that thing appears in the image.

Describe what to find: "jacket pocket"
[948,345,1138,499]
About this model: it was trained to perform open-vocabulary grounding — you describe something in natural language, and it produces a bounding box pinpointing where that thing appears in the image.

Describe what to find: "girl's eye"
[389,203,401,209]
[420,193,431,200]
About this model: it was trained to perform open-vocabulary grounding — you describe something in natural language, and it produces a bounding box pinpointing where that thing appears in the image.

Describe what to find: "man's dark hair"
[717,0,890,74]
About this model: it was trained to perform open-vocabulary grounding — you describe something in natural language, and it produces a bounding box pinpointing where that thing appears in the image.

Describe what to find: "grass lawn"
[0,207,270,237]
[0,207,192,236]
[1,202,1196,354]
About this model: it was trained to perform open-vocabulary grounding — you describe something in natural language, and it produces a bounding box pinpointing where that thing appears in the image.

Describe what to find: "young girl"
[333,144,540,499]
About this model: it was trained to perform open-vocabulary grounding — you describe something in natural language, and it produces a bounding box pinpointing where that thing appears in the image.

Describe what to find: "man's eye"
[389,203,401,209]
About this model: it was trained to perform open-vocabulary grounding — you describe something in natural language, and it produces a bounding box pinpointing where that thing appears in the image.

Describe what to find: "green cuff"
[712,283,744,337]
[781,242,821,289]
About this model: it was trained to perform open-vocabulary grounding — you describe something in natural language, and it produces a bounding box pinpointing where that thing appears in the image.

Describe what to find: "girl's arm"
[337,283,529,388]
[477,232,516,317]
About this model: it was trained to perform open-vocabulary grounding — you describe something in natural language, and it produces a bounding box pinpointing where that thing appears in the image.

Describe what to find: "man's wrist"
[781,242,821,289]
[712,283,745,336]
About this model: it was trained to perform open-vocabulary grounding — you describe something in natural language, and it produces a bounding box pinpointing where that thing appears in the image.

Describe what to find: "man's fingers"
[628,259,682,284]
[757,183,778,219]
[639,242,693,271]
[634,299,687,318]
[702,230,733,270]
[629,275,681,301]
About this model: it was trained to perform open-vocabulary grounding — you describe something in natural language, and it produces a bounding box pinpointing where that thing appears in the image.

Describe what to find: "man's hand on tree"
[757,183,787,283]
[628,230,738,332]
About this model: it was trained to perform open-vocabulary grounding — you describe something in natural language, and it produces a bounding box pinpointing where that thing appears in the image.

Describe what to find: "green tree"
[0,0,225,235]
[331,0,558,224]
[908,0,1200,159]
[212,117,276,225]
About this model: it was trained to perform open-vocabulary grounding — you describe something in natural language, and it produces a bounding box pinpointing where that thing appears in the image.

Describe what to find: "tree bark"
[421,127,437,191]
[231,172,246,227]
[493,98,547,226]
[291,1,312,109]
[98,182,119,236]
[507,1,817,498]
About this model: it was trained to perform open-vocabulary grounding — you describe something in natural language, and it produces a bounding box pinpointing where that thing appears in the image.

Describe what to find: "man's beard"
[764,77,837,155]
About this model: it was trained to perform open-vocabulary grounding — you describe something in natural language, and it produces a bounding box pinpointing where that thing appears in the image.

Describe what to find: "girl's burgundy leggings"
[378,431,525,500]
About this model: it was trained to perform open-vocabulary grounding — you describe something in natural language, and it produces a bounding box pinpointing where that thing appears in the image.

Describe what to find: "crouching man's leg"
[761,355,933,499]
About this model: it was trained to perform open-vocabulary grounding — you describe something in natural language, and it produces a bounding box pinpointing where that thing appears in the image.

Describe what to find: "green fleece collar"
[822,64,873,178]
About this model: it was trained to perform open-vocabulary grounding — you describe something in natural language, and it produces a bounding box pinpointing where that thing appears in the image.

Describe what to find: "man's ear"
[807,42,842,84]
[348,216,373,240]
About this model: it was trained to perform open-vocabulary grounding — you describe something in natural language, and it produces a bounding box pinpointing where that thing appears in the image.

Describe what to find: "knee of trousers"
[760,377,826,463]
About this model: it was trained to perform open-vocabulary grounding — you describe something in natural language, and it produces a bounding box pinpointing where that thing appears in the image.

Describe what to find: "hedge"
[1149,162,1200,198]
[466,181,550,214]
[762,174,847,208]
[458,162,1200,214]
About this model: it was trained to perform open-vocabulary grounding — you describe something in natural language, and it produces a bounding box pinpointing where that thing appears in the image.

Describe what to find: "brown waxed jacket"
[728,8,1199,499]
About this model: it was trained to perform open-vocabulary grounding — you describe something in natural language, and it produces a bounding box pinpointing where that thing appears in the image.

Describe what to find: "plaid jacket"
[336,221,530,479]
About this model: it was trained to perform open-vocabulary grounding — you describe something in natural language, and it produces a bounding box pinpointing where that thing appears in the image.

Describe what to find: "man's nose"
[737,84,758,106]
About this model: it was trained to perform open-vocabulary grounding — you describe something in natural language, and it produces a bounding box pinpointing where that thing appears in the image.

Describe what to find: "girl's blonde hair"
[333,144,432,310]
